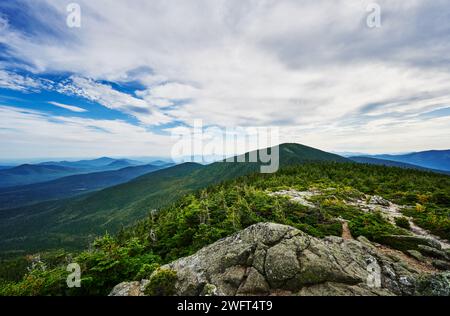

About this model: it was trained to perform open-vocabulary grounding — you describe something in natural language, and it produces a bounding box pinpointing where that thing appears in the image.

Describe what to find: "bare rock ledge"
[110,223,449,296]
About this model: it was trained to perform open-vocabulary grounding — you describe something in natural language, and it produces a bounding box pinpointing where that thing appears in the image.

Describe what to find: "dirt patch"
[341,222,353,240]
[374,244,437,274]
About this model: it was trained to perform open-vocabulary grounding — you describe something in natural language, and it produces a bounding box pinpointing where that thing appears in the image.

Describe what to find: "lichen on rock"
[110,223,450,296]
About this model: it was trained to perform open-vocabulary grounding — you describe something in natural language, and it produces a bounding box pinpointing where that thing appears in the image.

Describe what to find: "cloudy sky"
[0,0,449,160]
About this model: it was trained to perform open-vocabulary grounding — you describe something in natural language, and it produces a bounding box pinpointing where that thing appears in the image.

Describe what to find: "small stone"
[369,195,390,206]
[201,283,218,296]
[109,281,141,296]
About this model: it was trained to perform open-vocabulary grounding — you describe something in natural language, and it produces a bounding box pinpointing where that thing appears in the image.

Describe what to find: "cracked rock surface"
[110,223,450,296]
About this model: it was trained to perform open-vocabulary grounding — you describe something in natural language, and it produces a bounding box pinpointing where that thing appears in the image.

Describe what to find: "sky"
[0,0,449,160]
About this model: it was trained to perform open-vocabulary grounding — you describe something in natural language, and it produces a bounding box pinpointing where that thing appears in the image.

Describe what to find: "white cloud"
[48,101,87,113]
[0,105,174,159]
[0,0,449,154]
[56,76,173,125]
[0,69,50,92]
[147,83,202,100]
[280,116,450,154]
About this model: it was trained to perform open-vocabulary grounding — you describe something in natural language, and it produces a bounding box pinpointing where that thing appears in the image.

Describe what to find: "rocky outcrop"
[110,223,450,296]
[415,272,450,296]
[369,195,391,207]
[109,280,149,296]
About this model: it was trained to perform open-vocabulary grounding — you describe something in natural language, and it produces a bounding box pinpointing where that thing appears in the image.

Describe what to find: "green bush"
[0,266,68,296]
[74,235,162,295]
[0,235,163,296]
[135,263,160,280]
[348,212,405,242]
[395,217,411,230]
[144,268,177,296]
[402,207,450,240]
[0,257,29,283]
[432,191,450,205]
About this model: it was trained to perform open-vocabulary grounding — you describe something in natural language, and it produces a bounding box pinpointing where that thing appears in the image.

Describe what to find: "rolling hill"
[362,149,450,171]
[0,163,174,210]
[0,143,349,255]
[0,164,83,188]
[0,158,147,189]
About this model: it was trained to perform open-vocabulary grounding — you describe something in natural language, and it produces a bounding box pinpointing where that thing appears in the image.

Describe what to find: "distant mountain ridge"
[105,159,141,169]
[0,163,174,210]
[149,160,174,167]
[0,164,82,188]
[39,157,143,169]
[0,157,146,188]
[350,157,450,175]
[358,149,450,171]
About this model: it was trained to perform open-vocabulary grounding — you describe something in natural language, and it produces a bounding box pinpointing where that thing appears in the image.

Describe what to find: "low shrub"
[144,268,177,296]
[395,217,411,230]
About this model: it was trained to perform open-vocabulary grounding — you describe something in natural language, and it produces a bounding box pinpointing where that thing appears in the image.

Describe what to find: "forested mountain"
[0,143,348,255]
[0,163,173,210]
